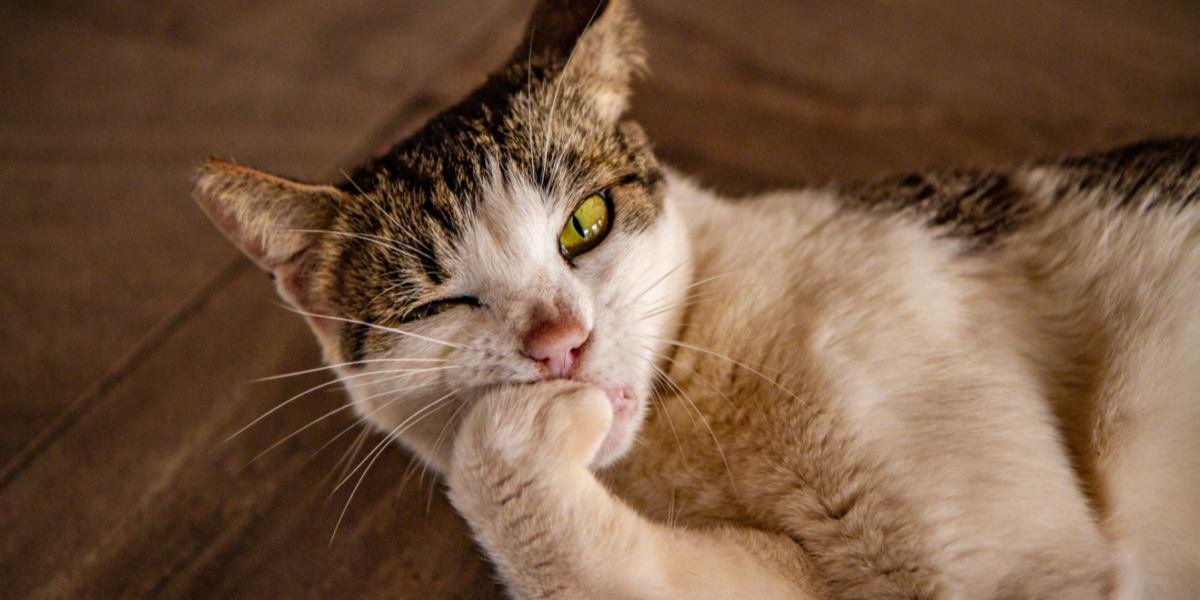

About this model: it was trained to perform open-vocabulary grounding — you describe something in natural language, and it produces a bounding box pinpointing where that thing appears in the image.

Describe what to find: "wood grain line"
[0,257,248,489]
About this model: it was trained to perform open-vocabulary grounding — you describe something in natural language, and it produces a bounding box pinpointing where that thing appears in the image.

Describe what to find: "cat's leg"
[448,381,822,599]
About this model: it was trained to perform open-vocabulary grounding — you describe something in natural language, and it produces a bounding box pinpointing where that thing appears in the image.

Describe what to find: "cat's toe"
[454,381,612,472]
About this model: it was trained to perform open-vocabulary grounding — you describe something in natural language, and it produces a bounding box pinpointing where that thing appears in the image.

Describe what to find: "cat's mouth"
[593,386,640,467]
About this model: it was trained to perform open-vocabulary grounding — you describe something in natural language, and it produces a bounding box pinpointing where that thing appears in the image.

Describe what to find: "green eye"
[400,296,478,323]
[559,192,612,260]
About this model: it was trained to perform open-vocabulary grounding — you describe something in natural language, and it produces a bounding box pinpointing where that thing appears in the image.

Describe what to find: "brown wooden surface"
[2,1,1197,597]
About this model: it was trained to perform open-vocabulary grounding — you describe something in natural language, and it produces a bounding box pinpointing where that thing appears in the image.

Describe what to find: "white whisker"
[226,366,454,443]
[329,390,458,544]
[646,335,801,402]
[339,168,369,196]
[421,396,471,487]
[634,269,739,316]
[312,417,371,468]
[284,228,423,263]
[337,366,456,393]
[647,361,737,490]
[645,369,686,462]
[323,424,373,488]
[244,402,355,468]
[247,379,443,468]
[277,305,470,351]
[333,390,456,494]
[644,346,737,412]
[637,291,722,322]
[253,357,447,382]
[629,257,691,305]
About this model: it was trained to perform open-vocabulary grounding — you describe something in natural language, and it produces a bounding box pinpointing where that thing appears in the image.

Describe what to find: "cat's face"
[194,0,690,468]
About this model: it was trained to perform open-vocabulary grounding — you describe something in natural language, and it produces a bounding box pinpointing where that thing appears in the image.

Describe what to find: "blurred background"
[1,0,1197,597]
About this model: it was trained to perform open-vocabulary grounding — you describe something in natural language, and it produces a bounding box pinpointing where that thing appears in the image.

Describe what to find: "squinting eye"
[559,191,612,260]
[400,296,478,323]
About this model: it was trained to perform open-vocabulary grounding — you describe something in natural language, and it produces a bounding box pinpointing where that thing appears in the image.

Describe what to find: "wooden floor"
[2,1,1197,597]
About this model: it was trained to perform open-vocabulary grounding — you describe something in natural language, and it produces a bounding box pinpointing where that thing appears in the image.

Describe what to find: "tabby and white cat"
[193,1,1200,597]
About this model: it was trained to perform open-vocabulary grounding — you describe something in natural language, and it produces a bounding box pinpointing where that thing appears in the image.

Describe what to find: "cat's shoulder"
[837,136,1200,244]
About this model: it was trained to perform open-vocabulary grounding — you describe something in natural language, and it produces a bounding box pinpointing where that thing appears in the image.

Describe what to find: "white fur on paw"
[455,381,613,474]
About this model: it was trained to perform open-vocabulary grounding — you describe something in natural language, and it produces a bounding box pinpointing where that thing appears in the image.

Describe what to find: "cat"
[192,0,1200,597]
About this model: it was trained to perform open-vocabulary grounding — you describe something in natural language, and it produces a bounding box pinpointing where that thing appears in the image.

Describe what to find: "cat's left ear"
[192,159,347,317]
[517,0,645,122]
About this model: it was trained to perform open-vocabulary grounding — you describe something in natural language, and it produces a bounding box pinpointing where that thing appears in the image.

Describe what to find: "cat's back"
[656,138,1200,597]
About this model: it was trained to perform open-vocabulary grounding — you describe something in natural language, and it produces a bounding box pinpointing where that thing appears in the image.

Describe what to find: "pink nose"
[522,319,589,379]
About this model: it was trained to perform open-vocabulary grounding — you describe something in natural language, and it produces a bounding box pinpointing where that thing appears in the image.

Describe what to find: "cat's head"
[193,0,690,469]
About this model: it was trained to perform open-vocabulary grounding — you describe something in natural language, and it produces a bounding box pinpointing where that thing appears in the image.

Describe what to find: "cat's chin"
[590,387,642,469]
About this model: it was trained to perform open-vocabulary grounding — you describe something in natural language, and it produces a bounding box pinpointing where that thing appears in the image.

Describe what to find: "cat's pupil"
[572,215,587,238]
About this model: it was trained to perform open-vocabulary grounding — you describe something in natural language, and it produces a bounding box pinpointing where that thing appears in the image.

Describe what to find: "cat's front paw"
[448,382,611,523]
[454,381,613,475]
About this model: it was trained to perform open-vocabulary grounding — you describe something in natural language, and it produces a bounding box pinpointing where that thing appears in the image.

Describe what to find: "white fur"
[342,160,691,470]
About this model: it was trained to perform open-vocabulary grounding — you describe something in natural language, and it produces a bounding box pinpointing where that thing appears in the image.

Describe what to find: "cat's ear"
[193,158,346,314]
[517,0,645,121]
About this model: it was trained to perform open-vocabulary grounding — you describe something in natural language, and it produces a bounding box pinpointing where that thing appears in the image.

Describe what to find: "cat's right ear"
[516,0,645,122]
[192,159,346,316]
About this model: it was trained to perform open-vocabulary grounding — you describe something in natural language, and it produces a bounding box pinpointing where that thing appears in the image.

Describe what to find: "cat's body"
[450,147,1200,598]
[607,147,1200,597]
[194,1,1200,597]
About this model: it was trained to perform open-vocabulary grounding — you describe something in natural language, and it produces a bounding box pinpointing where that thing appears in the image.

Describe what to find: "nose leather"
[522,318,589,379]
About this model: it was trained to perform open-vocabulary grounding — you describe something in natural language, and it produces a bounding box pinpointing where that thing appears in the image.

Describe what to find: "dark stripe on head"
[423,196,463,240]
[411,234,445,285]
[346,317,373,366]
[533,160,554,193]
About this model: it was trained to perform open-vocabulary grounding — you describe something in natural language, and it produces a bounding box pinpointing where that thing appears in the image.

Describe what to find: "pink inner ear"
[194,160,347,347]
[196,182,277,270]
[274,250,338,331]
[275,249,325,309]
